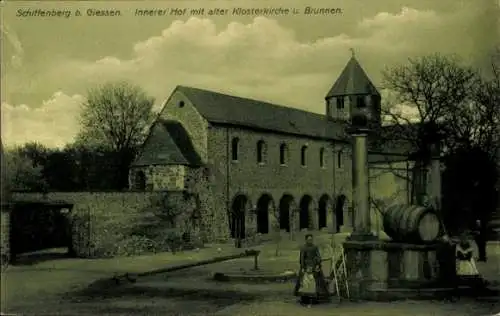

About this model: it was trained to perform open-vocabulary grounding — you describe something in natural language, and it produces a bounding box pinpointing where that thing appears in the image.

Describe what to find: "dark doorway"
[299,195,312,230]
[230,195,247,241]
[335,195,346,233]
[318,195,329,229]
[256,194,272,234]
[279,195,293,232]
[9,201,74,264]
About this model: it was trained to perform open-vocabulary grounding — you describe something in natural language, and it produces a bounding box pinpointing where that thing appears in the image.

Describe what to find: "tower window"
[257,140,267,163]
[231,137,239,161]
[301,145,308,166]
[357,96,366,108]
[336,97,345,109]
[337,151,342,168]
[279,143,288,165]
[320,148,325,168]
[364,95,373,107]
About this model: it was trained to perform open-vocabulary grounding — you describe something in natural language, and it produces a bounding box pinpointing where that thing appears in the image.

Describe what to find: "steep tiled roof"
[325,56,380,98]
[176,86,348,141]
[132,120,203,167]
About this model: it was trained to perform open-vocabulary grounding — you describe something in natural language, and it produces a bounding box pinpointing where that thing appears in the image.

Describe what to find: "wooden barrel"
[381,204,441,243]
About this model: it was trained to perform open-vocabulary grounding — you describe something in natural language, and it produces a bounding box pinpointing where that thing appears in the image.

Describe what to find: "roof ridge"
[177,85,327,119]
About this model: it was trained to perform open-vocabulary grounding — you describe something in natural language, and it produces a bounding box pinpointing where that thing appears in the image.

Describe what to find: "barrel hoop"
[386,204,406,241]
[407,206,426,238]
[394,205,408,237]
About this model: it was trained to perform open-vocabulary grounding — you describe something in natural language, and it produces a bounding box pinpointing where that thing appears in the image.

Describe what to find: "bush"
[112,235,158,257]
[164,229,184,253]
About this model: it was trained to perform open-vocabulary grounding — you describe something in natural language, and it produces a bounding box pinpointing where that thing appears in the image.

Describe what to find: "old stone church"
[129,55,415,241]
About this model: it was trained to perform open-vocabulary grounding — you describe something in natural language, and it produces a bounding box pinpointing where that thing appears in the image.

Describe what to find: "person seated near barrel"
[456,234,479,277]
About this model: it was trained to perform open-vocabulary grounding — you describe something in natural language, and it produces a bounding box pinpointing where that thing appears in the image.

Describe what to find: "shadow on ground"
[64,275,262,302]
[11,249,72,266]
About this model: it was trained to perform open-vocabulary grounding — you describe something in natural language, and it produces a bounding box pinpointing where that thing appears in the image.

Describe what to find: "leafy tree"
[76,81,155,188]
[3,147,47,191]
[42,149,79,191]
[76,81,155,152]
[16,142,49,167]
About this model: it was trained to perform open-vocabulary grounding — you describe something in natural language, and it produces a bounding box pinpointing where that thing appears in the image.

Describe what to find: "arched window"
[357,96,366,108]
[319,148,325,168]
[231,137,239,161]
[279,143,288,165]
[257,140,266,163]
[336,97,345,109]
[301,145,307,166]
[135,170,146,190]
[337,151,342,168]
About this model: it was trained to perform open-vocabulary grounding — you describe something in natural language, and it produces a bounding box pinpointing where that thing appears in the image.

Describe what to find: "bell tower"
[325,49,381,127]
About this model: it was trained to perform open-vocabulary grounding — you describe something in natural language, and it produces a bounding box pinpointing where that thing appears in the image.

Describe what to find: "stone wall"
[130,165,187,191]
[10,192,178,258]
[185,167,226,242]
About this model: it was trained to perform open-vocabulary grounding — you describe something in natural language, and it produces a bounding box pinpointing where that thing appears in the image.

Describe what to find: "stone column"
[425,143,441,210]
[347,114,376,241]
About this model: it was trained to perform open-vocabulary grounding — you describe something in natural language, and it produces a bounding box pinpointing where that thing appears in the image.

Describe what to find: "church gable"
[157,87,210,163]
[132,120,202,167]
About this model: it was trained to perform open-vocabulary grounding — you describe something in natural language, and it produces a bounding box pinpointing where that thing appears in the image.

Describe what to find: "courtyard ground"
[1,234,499,315]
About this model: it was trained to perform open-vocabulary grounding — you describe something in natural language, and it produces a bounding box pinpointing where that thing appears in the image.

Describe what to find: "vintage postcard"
[1,0,499,315]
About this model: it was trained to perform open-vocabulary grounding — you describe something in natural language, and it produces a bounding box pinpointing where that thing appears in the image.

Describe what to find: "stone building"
[129,55,414,241]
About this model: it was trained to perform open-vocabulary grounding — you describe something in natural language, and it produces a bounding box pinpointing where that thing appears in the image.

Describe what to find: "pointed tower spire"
[324,51,382,126]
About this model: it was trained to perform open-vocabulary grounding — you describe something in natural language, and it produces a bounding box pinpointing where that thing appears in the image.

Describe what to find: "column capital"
[347,127,371,136]
[347,113,372,136]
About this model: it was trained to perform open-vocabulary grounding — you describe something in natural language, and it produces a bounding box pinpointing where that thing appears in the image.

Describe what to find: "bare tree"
[76,81,155,152]
[453,47,500,159]
[380,53,479,204]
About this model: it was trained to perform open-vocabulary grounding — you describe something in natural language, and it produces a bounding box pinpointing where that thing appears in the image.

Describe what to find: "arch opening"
[230,195,247,239]
[334,195,346,233]
[278,195,293,232]
[256,194,272,234]
[299,195,313,230]
[318,195,329,229]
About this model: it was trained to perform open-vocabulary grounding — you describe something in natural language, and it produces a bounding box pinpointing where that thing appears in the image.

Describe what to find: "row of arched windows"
[231,137,343,168]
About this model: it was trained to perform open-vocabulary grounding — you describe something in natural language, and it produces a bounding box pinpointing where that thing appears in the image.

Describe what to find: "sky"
[1,0,498,148]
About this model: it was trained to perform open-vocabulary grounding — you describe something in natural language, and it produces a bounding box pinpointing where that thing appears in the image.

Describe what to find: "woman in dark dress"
[294,234,330,306]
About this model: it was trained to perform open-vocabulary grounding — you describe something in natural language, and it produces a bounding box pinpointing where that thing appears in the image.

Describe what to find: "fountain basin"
[343,240,457,300]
